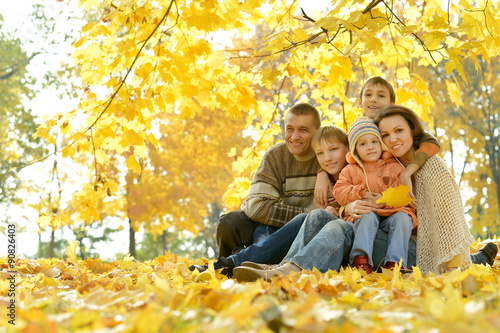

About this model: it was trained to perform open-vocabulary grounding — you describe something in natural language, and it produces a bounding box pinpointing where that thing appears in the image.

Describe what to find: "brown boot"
[384,261,397,271]
[353,255,372,274]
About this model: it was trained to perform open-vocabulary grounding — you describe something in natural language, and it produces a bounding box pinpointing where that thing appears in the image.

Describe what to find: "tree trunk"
[207,203,221,257]
[76,231,86,259]
[129,218,136,258]
[49,229,55,258]
[162,230,167,253]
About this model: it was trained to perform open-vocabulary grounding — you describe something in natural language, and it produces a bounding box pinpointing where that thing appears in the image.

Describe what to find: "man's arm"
[242,144,316,228]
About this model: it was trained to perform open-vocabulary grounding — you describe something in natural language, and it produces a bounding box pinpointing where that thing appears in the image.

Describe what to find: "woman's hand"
[314,171,332,208]
[399,173,417,209]
[344,199,378,219]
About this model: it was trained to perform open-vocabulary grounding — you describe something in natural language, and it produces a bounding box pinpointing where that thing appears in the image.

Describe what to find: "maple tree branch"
[10,1,178,175]
[372,0,438,64]
[84,0,176,135]
[362,0,384,14]
[90,128,99,190]
[245,77,287,159]
[465,0,494,37]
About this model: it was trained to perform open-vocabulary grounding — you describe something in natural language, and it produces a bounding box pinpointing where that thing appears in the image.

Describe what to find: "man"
[216,102,322,258]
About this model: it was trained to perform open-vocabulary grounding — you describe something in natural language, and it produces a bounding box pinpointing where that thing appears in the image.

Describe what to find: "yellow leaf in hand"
[376,185,416,207]
[66,240,78,263]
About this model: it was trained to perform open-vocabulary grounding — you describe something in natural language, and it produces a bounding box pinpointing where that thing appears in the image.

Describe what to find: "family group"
[190,77,498,281]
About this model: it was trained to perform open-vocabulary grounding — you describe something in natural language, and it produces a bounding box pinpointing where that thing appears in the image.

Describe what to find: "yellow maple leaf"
[66,240,78,263]
[376,185,416,207]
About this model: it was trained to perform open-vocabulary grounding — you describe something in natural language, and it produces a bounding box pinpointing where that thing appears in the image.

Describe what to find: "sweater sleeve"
[332,166,366,206]
[411,132,441,168]
[242,147,304,228]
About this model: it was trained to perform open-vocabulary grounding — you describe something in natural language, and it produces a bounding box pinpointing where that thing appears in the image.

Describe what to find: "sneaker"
[352,255,372,275]
[188,257,235,277]
[233,262,302,282]
[241,261,272,270]
[477,242,498,266]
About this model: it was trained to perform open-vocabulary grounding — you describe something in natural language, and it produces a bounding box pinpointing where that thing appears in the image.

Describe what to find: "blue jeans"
[282,209,355,273]
[373,230,417,270]
[350,212,413,268]
[253,224,280,244]
[230,213,307,266]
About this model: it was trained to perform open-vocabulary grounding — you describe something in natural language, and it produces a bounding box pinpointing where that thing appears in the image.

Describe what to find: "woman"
[233,106,496,281]
[374,105,474,273]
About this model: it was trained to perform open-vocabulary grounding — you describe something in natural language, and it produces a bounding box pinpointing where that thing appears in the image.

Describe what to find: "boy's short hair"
[312,126,348,149]
[287,103,321,129]
[359,76,396,103]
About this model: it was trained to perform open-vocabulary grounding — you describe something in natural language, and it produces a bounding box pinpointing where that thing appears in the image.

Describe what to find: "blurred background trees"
[3,0,500,261]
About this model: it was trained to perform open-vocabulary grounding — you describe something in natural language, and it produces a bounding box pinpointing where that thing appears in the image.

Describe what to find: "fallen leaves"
[0,239,499,332]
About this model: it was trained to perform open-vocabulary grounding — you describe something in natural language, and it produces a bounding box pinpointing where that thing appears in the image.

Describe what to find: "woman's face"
[378,115,415,163]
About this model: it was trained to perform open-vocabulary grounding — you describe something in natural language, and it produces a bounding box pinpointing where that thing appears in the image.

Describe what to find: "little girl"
[332,117,417,274]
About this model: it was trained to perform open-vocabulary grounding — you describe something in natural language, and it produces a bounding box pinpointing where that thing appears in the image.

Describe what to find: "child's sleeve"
[332,167,367,206]
[410,132,440,168]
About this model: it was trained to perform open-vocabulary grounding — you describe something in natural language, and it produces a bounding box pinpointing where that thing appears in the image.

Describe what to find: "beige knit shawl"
[415,156,475,274]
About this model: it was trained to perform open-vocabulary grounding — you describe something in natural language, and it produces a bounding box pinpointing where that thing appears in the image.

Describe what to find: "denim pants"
[230,213,308,266]
[253,224,280,244]
[282,209,355,273]
[350,211,413,268]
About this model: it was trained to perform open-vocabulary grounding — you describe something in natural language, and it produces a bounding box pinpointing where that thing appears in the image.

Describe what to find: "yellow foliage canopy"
[34,0,500,235]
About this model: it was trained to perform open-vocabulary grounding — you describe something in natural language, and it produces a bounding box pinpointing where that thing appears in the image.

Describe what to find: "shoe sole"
[233,267,271,282]
[241,262,271,270]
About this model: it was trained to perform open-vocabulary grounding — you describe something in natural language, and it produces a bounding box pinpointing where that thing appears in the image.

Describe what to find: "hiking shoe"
[241,261,272,270]
[352,255,372,275]
[188,257,235,277]
[233,262,302,282]
[478,242,498,266]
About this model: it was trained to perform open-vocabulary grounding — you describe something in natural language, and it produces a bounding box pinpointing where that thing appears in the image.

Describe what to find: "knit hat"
[348,116,390,167]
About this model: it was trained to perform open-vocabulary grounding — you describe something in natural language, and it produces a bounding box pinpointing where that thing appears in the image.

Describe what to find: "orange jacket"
[332,151,418,227]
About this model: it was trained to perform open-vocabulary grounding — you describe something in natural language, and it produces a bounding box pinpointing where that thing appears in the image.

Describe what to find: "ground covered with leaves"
[1,240,500,333]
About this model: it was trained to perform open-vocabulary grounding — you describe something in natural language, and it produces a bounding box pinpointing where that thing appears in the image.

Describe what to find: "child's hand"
[363,192,382,202]
[362,192,386,208]
[325,205,339,217]
[314,171,332,208]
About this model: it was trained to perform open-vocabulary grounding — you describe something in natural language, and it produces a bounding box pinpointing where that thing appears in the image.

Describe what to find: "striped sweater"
[242,142,319,228]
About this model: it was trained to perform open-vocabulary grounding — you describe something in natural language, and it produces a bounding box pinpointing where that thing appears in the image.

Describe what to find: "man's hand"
[314,170,332,208]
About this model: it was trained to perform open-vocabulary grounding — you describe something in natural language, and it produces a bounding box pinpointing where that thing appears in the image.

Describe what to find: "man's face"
[284,113,317,157]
